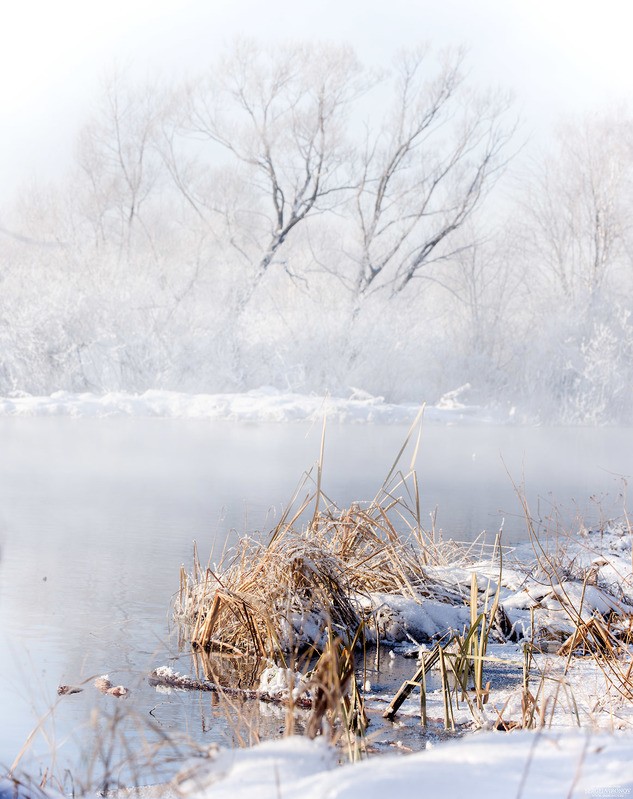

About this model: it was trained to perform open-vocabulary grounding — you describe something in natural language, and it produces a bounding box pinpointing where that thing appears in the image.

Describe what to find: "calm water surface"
[0,418,630,776]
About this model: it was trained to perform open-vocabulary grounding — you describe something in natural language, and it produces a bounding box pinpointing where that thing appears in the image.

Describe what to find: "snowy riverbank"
[148,731,633,799]
[8,731,633,799]
[158,520,633,797]
[8,525,633,798]
[0,387,507,424]
[3,403,630,797]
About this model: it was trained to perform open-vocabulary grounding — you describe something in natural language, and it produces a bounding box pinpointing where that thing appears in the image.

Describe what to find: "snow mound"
[0,388,501,424]
[170,731,633,799]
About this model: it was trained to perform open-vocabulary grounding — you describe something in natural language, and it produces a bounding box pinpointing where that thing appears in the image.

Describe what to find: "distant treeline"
[2,41,632,423]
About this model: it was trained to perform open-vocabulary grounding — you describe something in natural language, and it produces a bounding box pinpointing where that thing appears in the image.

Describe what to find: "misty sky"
[2,0,633,206]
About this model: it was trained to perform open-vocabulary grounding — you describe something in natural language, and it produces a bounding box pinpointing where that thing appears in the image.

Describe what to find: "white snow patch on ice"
[0,388,502,424]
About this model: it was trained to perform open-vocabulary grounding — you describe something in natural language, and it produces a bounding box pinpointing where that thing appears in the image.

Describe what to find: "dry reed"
[175,466,458,660]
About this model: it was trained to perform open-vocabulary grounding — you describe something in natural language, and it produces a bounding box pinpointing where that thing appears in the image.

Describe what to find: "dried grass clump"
[176,466,447,658]
[185,526,359,657]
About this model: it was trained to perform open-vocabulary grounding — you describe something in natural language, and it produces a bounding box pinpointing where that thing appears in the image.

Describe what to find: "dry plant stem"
[178,455,454,659]
[304,628,367,748]
[515,729,544,799]
[513,478,633,702]
[438,647,455,731]
[311,415,327,528]
[381,555,502,727]
[420,663,428,727]
[565,735,591,799]
[9,704,58,776]
[376,403,425,496]
[11,670,127,777]
[383,644,442,721]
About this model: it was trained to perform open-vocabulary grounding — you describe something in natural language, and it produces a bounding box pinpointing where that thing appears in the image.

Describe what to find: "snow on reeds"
[175,474,633,727]
[172,416,633,739]
[175,465,475,659]
[175,457,633,660]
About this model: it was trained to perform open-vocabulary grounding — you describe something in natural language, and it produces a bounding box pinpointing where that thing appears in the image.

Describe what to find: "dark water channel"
[0,418,630,780]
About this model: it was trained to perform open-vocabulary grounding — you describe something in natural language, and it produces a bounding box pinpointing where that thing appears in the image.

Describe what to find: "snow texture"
[167,732,633,799]
[0,388,497,424]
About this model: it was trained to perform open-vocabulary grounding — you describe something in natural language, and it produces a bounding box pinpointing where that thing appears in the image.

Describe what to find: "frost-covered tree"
[11,42,633,422]
[520,111,633,310]
[511,110,633,422]
[168,40,363,307]
[345,46,514,303]
[74,70,169,257]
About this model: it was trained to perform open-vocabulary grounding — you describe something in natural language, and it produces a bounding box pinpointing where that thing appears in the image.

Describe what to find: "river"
[0,418,630,778]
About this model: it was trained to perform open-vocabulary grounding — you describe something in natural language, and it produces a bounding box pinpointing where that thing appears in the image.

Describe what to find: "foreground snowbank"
[10,730,633,799]
[168,731,633,799]
[0,387,502,424]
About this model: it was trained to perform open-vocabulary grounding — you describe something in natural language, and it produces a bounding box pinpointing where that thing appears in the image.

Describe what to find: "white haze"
[2,2,633,423]
[3,0,633,201]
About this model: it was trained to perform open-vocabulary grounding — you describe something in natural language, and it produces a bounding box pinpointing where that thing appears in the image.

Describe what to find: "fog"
[3,0,633,203]
[1,44,633,421]
[2,5,633,421]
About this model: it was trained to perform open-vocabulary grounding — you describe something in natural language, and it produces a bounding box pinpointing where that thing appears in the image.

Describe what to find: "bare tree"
[520,111,633,310]
[171,40,363,305]
[505,110,633,423]
[345,46,514,304]
[75,70,167,256]
[441,226,519,363]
